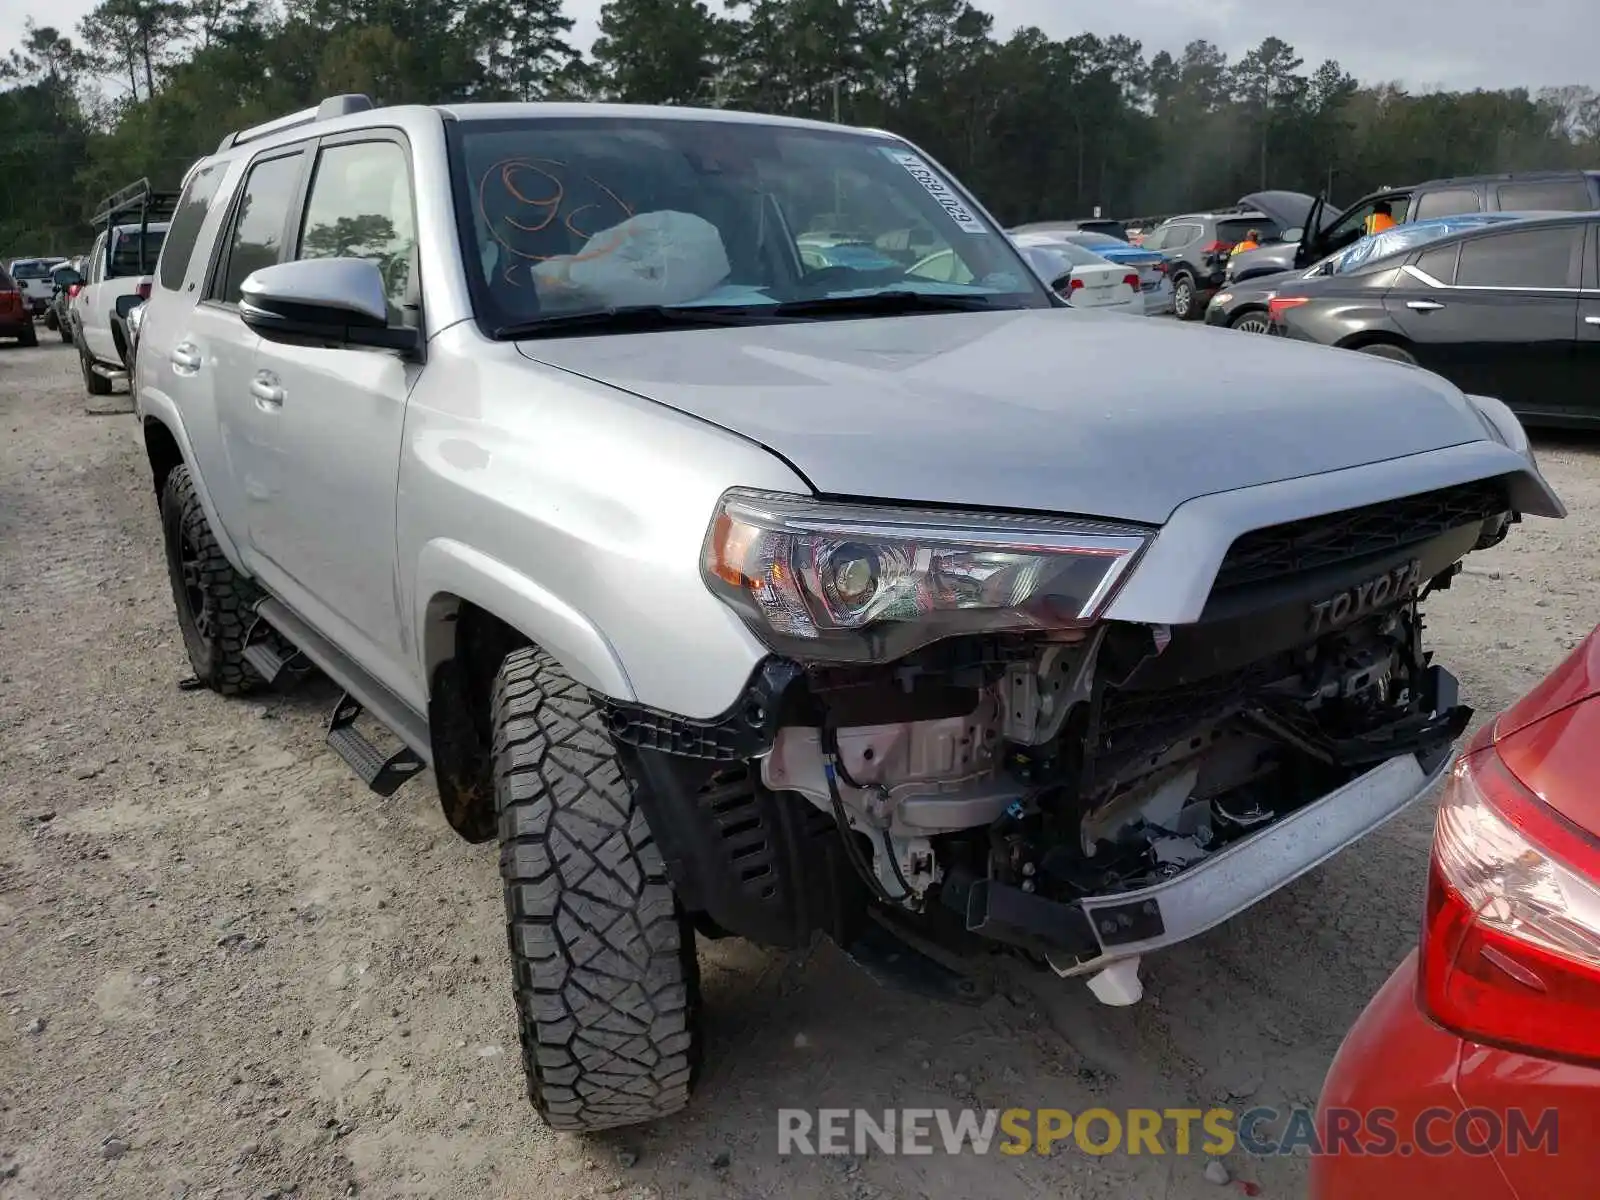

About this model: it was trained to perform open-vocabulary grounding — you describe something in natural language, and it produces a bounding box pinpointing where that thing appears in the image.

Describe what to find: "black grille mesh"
[1212,478,1509,592]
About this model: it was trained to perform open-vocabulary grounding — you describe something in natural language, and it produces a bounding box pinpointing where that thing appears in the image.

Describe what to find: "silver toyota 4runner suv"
[135,95,1562,1132]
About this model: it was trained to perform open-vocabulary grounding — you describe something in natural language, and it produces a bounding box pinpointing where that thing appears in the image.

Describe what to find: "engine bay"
[760,590,1469,945]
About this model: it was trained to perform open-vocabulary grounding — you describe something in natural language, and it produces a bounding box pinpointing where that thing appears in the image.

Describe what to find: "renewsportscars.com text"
[777,1107,1560,1158]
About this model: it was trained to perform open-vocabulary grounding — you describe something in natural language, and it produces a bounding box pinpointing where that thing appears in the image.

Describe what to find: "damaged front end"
[605,477,1514,1003]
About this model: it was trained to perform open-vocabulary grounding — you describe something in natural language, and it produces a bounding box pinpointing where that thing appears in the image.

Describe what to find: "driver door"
[241,132,423,706]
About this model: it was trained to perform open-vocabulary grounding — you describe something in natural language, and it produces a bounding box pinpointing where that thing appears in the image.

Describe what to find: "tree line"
[3,0,1599,253]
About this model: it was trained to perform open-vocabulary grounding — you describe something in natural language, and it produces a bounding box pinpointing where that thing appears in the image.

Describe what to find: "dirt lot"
[1,338,1596,1200]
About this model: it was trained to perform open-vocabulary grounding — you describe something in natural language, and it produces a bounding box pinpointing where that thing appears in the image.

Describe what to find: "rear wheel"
[1355,342,1418,366]
[495,646,700,1131]
[1230,309,1271,335]
[18,323,37,348]
[1172,273,1200,320]
[78,337,112,395]
[160,465,260,695]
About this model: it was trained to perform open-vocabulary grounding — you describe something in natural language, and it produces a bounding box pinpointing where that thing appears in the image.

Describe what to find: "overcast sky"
[5,0,1595,93]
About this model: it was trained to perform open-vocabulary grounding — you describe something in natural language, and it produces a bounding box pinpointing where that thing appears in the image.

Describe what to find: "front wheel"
[495,647,700,1131]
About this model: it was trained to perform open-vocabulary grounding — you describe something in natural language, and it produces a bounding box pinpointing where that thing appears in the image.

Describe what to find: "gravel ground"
[2,338,1597,1199]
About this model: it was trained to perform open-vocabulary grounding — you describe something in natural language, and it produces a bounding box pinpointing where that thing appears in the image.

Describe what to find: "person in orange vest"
[1230,229,1262,256]
[1364,201,1397,236]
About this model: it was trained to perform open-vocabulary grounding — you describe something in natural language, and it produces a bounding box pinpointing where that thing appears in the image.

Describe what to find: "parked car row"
[1206,210,1600,427]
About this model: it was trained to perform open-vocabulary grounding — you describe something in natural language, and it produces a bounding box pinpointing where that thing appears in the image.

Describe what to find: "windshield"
[448,117,1050,332]
[1063,231,1125,250]
[9,260,59,280]
[1217,219,1280,244]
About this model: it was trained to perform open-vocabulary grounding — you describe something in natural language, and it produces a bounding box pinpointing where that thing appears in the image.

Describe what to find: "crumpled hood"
[518,307,1493,525]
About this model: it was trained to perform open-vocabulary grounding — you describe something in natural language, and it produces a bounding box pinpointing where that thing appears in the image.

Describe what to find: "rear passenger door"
[1388,225,1581,414]
[196,146,307,544]
[241,131,423,706]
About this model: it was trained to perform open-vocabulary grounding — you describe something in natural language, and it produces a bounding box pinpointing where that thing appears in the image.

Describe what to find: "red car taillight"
[0,288,18,311]
[137,280,152,301]
[1204,240,1234,256]
[1267,296,1309,322]
[1067,277,1084,292]
[1420,723,1600,1066]
[1122,273,1140,291]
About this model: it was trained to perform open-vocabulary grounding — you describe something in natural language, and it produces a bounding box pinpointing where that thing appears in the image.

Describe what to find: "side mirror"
[239,258,417,354]
[1282,227,1303,243]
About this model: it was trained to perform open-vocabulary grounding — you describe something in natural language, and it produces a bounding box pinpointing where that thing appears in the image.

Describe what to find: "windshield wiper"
[770,290,998,318]
[492,304,784,341]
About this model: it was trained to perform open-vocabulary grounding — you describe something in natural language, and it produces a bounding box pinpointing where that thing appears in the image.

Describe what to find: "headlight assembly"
[701,489,1151,661]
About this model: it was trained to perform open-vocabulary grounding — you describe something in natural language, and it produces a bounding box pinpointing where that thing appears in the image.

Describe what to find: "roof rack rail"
[89,177,181,275]
[90,177,180,230]
[216,94,375,153]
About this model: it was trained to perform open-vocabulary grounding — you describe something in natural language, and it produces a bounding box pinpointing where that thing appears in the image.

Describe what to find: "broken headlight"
[701,489,1150,661]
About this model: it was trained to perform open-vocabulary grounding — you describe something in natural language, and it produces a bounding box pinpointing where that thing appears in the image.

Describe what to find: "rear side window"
[1495,180,1592,212]
[214,151,304,304]
[0,267,13,289]
[1414,242,1460,285]
[1413,189,1481,220]
[159,163,226,292]
[1164,223,1201,248]
[1456,226,1581,289]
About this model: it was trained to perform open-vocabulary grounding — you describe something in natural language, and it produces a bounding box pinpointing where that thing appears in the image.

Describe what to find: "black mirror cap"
[240,298,420,355]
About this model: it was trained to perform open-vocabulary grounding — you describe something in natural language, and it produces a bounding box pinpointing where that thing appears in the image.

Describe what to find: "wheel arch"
[416,543,636,843]
[1335,328,1414,354]
[138,402,249,573]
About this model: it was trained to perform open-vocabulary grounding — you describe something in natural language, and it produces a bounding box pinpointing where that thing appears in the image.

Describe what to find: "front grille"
[1213,478,1510,592]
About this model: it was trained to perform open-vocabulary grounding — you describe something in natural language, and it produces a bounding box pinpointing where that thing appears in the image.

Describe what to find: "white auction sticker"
[881,148,988,234]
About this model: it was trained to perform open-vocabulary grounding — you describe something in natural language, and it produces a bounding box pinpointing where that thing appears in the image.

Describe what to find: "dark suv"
[1228,171,1600,284]
[1141,208,1282,319]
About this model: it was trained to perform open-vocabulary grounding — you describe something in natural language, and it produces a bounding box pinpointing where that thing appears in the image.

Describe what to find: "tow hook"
[1085,956,1144,1006]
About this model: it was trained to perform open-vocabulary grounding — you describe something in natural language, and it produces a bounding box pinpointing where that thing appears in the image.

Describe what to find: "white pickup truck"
[69,221,169,394]
[69,179,177,396]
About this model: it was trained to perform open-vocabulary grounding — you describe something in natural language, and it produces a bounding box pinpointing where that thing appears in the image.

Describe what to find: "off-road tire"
[160,465,260,695]
[78,337,112,395]
[59,316,73,344]
[1172,272,1199,320]
[494,647,700,1131]
[1356,342,1418,366]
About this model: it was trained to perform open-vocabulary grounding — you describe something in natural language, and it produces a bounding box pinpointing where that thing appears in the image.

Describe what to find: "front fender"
[138,393,250,574]
[416,539,634,701]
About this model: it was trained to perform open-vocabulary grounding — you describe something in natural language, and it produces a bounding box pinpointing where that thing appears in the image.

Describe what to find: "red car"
[1312,626,1600,1197]
[0,264,40,347]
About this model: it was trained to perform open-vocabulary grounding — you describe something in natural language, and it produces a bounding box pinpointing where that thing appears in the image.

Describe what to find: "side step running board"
[242,615,311,686]
[327,692,427,797]
[249,597,434,798]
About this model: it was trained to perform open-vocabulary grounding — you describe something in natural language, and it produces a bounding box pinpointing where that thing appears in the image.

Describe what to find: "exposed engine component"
[763,600,1459,922]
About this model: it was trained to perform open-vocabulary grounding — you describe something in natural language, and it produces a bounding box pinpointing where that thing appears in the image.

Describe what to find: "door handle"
[170,343,201,372]
[1586,315,1600,326]
[250,372,285,407]
[1406,299,1446,312]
